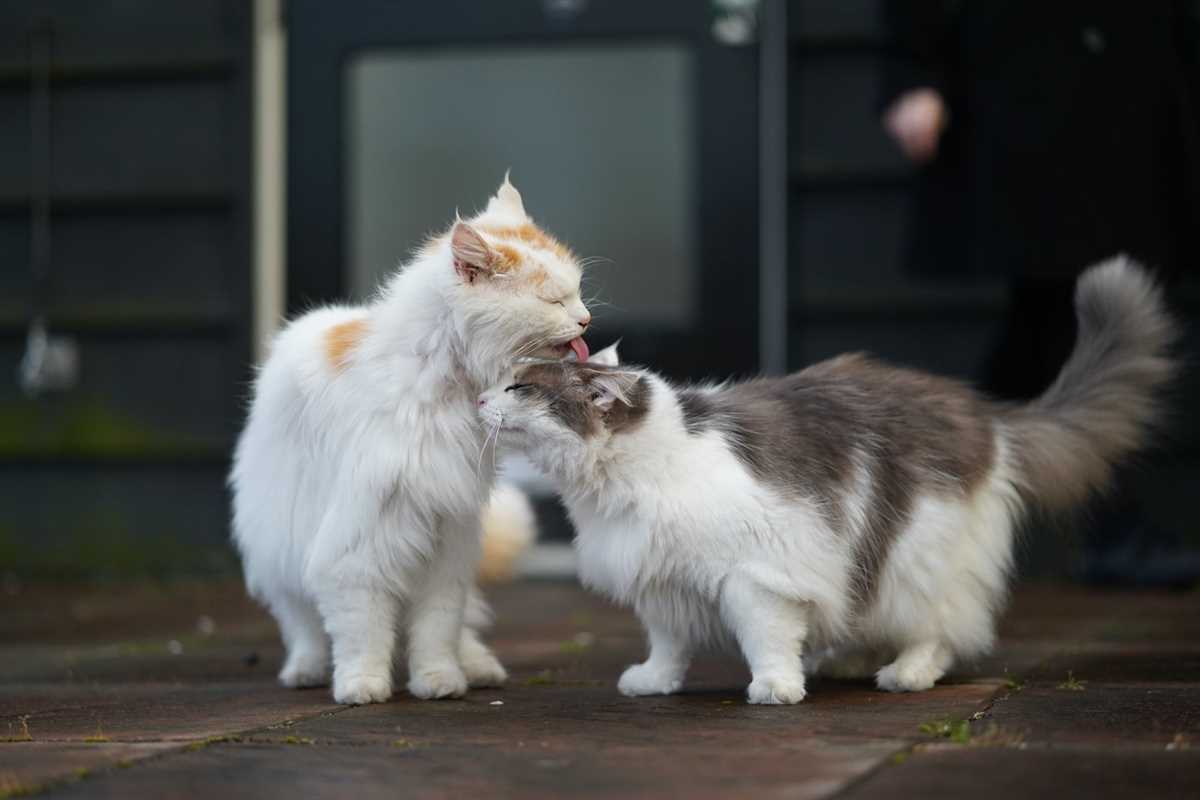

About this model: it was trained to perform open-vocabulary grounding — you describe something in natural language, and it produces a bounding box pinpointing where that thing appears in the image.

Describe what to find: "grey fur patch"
[512,361,650,438]
[607,374,652,433]
[677,355,997,605]
[1003,257,1177,512]
[516,362,597,437]
[677,391,717,435]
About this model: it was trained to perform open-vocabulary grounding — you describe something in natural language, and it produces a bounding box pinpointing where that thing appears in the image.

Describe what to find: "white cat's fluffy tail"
[1004,256,1178,512]
[477,482,539,583]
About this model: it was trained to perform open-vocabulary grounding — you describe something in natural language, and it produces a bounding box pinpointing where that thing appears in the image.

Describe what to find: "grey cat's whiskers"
[476,416,502,478]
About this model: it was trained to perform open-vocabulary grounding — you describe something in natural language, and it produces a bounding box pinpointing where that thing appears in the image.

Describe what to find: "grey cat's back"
[677,353,996,499]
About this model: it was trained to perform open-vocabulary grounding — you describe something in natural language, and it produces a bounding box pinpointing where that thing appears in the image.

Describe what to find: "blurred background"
[1,0,1197,585]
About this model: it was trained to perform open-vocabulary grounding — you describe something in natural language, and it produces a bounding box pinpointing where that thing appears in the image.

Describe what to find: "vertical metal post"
[29,23,52,325]
[758,0,788,374]
[253,0,288,362]
[19,22,78,396]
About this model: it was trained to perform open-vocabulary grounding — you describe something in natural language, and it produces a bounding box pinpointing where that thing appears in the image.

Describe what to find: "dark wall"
[787,1,1006,377]
[787,1,1200,562]
[0,1,252,576]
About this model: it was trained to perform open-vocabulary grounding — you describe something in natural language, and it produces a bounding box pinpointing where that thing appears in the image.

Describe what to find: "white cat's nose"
[477,395,488,407]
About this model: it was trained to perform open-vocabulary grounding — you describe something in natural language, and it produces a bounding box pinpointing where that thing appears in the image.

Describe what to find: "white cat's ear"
[589,341,621,367]
[588,370,640,412]
[486,171,526,217]
[451,221,495,283]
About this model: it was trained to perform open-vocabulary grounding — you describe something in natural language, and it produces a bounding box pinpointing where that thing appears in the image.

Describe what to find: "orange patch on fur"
[482,223,573,261]
[492,242,523,272]
[325,318,369,372]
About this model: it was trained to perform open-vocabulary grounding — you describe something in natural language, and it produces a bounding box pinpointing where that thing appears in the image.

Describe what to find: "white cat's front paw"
[461,649,508,688]
[408,664,469,700]
[875,660,939,693]
[747,673,807,705]
[618,662,683,697]
[333,673,392,705]
[278,654,330,688]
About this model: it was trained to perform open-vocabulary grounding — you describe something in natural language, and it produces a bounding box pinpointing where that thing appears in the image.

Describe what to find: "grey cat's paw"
[618,662,683,697]
[875,660,940,692]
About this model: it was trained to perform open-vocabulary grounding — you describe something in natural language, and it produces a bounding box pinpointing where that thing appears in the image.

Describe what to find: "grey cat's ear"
[451,221,495,283]
[486,171,526,217]
[589,341,621,367]
[588,370,641,412]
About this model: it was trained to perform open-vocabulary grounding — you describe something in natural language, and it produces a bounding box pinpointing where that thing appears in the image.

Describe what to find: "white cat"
[231,177,590,704]
[478,258,1174,704]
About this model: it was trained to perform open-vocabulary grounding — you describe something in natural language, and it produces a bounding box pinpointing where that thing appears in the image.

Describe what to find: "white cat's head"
[435,176,591,378]
[477,343,650,481]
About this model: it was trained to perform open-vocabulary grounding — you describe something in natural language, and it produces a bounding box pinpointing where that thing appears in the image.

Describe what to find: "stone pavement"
[1,579,1197,798]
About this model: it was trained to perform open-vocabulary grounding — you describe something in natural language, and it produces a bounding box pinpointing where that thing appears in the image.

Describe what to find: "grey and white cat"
[478,258,1175,704]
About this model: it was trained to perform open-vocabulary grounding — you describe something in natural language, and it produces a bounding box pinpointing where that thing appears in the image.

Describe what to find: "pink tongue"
[568,337,589,363]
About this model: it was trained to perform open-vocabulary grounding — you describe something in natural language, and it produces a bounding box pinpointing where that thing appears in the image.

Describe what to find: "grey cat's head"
[477,344,652,471]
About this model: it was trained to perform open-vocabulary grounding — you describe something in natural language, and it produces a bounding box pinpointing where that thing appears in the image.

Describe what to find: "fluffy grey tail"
[1004,256,1178,512]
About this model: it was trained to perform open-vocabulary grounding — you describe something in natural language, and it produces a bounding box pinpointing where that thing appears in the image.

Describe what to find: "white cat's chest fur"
[364,387,493,521]
[293,311,493,519]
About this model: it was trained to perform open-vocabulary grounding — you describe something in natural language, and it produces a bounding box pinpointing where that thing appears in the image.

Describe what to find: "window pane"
[345,44,696,326]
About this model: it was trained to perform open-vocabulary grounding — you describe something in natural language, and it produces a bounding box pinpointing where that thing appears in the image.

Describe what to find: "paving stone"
[2,580,1197,798]
[0,742,176,796]
[0,580,270,647]
[0,641,285,686]
[837,746,1200,800]
[996,586,1200,643]
[0,683,340,742]
[985,683,1200,746]
[42,737,902,800]
[284,680,1004,745]
[1030,645,1200,684]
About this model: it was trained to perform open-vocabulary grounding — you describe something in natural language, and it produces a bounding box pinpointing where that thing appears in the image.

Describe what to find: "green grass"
[918,718,972,744]
[391,739,424,750]
[3,717,33,743]
[1057,671,1087,691]
[185,735,244,752]
[280,736,314,746]
[523,670,556,686]
[0,778,42,799]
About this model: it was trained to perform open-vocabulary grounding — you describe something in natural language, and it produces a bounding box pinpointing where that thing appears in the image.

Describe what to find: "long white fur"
[481,351,1022,705]
[231,178,588,704]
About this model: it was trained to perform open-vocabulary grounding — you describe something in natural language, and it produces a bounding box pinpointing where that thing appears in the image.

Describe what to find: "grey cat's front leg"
[720,575,810,704]
[617,613,692,697]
